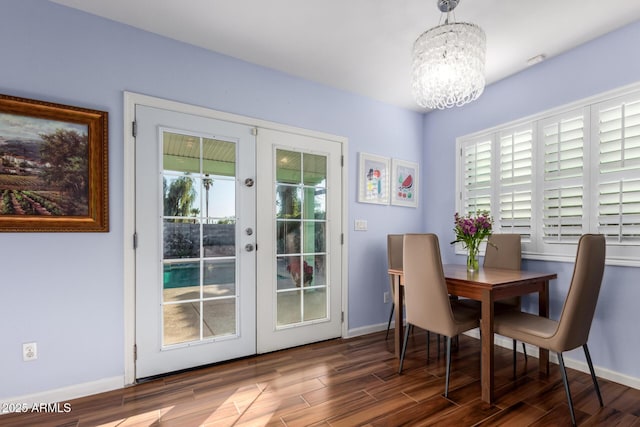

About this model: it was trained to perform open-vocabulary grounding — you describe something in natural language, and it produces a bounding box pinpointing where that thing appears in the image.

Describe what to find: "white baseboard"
[1,376,124,415]
[346,322,389,338]
[464,329,640,390]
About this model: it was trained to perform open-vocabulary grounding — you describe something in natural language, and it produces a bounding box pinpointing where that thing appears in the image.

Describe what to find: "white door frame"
[123,92,349,385]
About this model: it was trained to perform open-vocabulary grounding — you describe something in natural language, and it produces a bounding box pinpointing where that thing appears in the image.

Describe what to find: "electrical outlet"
[23,342,37,361]
[383,291,390,303]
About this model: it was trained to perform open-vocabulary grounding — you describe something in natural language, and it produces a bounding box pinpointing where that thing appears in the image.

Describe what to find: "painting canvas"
[0,94,108,232]
[1,115,89,215]
[358,152,389,205]
[391,158,418,207]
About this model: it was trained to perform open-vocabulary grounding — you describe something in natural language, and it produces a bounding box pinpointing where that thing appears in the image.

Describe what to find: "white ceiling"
[51,0,640,111]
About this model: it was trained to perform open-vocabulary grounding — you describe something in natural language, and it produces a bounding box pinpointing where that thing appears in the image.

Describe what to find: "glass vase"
[467,246,479,272]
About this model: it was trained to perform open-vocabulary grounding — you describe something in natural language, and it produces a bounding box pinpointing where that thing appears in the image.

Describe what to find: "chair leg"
[557,352,576,426]
[512,339,517,380]
[583,344,604,407]
[398,323,411,374]
[445,336,452,398]
[512,341,528,379]
[385,303,395,340]
[426,330,430,361]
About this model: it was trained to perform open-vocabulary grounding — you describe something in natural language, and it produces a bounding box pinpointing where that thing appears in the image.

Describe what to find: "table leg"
[394,275,404,358]
[481,290,495,403]
[538,280,550,375]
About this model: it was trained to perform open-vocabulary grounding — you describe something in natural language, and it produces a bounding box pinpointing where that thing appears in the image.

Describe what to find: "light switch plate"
[354,219,368,231]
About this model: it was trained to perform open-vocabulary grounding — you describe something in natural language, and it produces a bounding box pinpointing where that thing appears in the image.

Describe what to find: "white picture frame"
[391,158,419,208]
[358,152,390,205]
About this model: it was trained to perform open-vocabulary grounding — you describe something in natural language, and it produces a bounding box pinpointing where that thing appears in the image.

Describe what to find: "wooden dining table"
[388,264,557,404]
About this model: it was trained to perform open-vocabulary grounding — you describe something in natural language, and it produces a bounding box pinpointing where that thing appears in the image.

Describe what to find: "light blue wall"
[424,21,640,380]
[1,0,639,401]
[0,0,424,398]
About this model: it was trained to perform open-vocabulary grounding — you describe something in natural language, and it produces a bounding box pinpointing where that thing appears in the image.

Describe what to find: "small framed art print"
[391,158,418,208]
[358,152,389,205]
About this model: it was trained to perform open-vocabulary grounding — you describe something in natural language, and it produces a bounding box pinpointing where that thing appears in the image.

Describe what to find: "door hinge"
[341,155,344,167]
[134,344,137,361]
[133,232,138,249]
[341,233,344,245]
[251,128,258,136]
[341,311,344,323]
[132,121,137,138]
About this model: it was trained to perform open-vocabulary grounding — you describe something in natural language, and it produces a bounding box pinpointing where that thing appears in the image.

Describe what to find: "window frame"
[455,83,640,267]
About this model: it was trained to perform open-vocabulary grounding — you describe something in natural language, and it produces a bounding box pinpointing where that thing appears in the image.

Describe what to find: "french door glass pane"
[163,261,200,302]
[304,254,326,287]
[203,221,235,257]
[276,186,302,218]
[164,219,201,259]
[203,259,236,298]
[163,303,200,345]
[304,288,327,321]
[161,130,238,347]
[203,299,236,338]
[276,150,301,183]
[277,290,302,326]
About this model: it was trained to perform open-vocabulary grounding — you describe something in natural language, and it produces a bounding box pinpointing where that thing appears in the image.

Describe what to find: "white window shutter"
[595,95,640,243]
[498,126,533,241]
[541,111,586,243]
[462,138,492,214]
[455,85,640,265]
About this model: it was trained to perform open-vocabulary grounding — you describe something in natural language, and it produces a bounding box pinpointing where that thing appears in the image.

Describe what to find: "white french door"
[135,105,256,379]
[256,129,343,353]
[133,104,344,379]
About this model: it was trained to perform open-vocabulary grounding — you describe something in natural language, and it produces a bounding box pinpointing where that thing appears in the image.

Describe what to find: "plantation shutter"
[498,126,533,241]
[461,137,492,214]
[541,110,586,242]
[595,95,640,243]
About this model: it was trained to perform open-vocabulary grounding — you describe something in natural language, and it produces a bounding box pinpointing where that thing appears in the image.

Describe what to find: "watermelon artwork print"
[391,159,418,207]
[396,167,413,199]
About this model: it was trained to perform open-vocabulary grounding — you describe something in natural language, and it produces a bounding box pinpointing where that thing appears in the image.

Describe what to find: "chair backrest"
[483,233,521,270]
[387,234,404,271]
[387,234,403,297]
[403,233,459,337]
[553,234,606,352]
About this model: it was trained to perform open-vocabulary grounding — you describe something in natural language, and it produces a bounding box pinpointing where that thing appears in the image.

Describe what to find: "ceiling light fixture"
[411,0,486,109]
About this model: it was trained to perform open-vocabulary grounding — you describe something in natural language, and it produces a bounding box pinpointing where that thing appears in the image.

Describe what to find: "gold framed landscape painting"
[0,94,108,232]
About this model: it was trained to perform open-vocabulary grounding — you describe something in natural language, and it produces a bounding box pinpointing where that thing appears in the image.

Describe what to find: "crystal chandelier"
[412,0,486,109]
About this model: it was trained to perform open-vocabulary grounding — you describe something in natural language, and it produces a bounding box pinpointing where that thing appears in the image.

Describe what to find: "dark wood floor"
[2,330,639,426]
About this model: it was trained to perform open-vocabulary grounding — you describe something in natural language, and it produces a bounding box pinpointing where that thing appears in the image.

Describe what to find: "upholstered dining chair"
[483,233,528,362]
[494,234,606,426]
[388,234,443,353]
[386,234,403,340]
[484,233,522,270]
[398,233,481,397]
